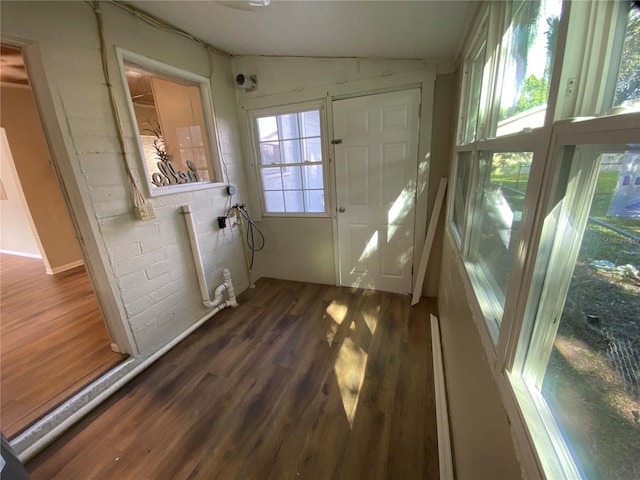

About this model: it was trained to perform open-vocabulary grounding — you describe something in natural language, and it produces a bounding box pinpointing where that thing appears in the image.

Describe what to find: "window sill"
[464,259,504,344]
[505,371,583,480]
[147,180,227,198]
[261,212,330,219]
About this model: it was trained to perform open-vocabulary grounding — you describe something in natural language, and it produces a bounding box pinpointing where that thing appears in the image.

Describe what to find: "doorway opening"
[0,44,125,439]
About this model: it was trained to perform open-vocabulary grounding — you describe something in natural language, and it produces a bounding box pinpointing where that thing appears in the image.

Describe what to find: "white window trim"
[447,0,640,476]
[506,112,640,480]
[247,99,330,218]
[116,48,225,198]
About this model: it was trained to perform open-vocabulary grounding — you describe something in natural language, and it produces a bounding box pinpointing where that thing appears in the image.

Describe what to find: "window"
[451,152,472,242]
[613,6,640,109]
[118,49,221,196]
[457,18,488,145]
[251,104,327,215]
[494,0,562,137]
[449,1,639,478]
[515,125,640,479]
[465,151,533,339]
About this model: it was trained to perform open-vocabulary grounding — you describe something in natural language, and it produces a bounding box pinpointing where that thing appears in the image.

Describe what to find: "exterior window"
[465,151,533,338]
[613,6,640,108]
[118,50,221,196]
[458,22,488,145]
[449,0,640,476]
[521,142,640,479]
[252,106,326,215]
[452,152,472,242]
[495,0,562,137]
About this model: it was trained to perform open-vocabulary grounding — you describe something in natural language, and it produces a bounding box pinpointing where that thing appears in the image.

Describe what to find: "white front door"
[333,89,421,294]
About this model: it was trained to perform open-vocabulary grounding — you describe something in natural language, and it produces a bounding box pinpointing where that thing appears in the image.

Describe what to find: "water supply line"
[182,205,238,309]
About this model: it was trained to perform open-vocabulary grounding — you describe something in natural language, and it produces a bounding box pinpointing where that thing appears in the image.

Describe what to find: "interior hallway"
[0,253,125,438]
[27,278,439,479]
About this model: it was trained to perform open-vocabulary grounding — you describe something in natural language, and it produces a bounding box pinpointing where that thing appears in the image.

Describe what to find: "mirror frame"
[116,48,223,197]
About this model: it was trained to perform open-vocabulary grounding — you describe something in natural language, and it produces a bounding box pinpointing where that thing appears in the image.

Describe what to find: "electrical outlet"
[135,203,156,221]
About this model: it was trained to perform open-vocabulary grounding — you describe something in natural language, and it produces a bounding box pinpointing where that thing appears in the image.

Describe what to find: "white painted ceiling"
[124,1,477,60]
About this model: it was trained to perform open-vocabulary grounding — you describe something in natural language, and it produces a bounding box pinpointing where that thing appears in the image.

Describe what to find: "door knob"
[338,206,346,213]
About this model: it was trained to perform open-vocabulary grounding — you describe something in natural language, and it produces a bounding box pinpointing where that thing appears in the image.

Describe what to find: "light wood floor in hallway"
[0,254,125,438]
[27,278,439,479]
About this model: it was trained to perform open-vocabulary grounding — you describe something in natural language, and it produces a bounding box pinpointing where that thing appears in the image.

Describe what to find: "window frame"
[248,100,330,218]
[506,113,640,479]
[446,0,640,477]
[116,48,224,197]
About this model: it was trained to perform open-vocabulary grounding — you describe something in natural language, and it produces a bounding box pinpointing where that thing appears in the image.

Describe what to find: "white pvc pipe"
[182,205,238,309]
[182,204,212,307]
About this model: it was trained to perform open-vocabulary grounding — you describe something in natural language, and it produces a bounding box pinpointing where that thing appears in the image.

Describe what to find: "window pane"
[305,190,325,212]
[284,190,304,212]
[278,113,301,140]
[259,142,281,165]
[282,166,302,190]
[264,190,285,212]
[495,0,562,136]
[465,42,487,143]
[254,107,325,215]
[466,151,533,334]
[257,116,278,141]
[453,152,472,238]
[282,139,302,164]
[528,145,640,479]
[261,167,283,190]
[302,165,324,189]
[124,63,216,187]
[300,110,321,137]
[613,7,640,108]
[303,137,322,163]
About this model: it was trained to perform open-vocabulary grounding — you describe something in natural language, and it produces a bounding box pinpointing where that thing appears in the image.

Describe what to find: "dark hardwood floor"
[0,254,125,438]
[26,278,439,480]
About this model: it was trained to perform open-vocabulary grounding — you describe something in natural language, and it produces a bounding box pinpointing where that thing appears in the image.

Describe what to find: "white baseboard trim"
[431,313,454,480]
[45,259,84,275]
[0,249,42,259]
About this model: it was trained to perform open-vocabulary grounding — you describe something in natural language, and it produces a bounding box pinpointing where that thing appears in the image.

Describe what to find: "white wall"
[0,128,41,258]
[233,55,446,288]
[1,1,250,354]
[0,84,84,272]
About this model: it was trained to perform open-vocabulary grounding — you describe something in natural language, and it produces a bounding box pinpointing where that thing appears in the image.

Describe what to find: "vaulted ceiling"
[124,0,477,60]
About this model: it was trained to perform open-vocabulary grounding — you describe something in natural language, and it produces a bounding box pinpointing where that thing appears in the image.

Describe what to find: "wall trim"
[0,249,42,259]
[45,259,84,275]
[430,313,454,480]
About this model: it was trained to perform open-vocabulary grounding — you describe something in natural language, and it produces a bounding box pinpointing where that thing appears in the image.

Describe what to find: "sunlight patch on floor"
[325,302,347,346]
[334,336,368,428]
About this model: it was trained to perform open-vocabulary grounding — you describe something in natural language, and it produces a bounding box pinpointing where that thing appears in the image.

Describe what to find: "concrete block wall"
[2,1,250,355]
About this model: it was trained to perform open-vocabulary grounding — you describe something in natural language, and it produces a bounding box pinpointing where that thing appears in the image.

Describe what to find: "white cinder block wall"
[1,1,251,355]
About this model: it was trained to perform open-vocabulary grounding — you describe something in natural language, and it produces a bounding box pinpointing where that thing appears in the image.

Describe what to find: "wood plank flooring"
[26,278,439,480]
[0,254,125,438]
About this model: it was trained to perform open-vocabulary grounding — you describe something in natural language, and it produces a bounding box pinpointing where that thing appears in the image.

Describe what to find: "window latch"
[331,139,343,145]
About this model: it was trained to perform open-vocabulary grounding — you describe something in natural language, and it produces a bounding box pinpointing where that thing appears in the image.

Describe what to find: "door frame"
[1,34,137,355]
[330,87,423,293]
[327,81,433,291]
